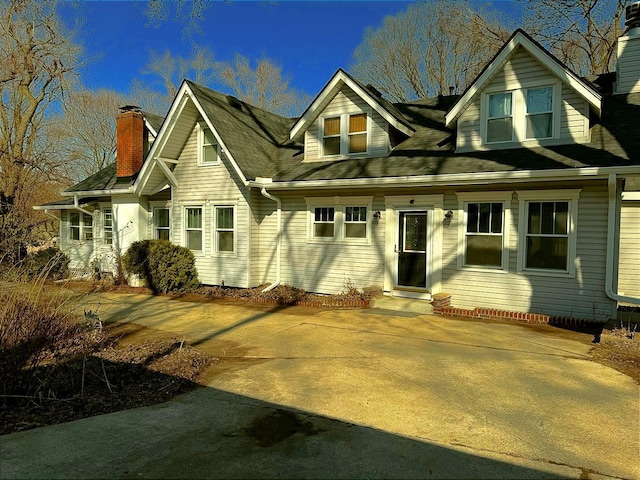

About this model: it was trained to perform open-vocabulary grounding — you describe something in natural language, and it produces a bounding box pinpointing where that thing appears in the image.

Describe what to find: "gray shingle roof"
[64,75,640,195]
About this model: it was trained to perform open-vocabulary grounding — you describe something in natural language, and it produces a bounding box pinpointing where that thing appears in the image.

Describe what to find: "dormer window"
[321,112,369,157]
[525,87,553,139]
[487,92,513,143]
[198,123,220,165]
[482,83,559,146]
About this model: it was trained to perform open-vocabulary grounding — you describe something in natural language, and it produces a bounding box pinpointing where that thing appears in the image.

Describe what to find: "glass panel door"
[397,212,427,288]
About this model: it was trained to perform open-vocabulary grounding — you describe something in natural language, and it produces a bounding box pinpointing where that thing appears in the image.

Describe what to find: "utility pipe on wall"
[73,196,94,216]
[605,173,640,305]
[260,186,281,293]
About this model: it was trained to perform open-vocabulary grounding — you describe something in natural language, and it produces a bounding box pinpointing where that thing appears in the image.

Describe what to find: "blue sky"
[60,1,519,99]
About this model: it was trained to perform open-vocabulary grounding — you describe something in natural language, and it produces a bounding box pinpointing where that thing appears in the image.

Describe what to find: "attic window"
[198,123,220,164]
[487,92,513,143]
[525,87,553,139]
[321,112,369,157]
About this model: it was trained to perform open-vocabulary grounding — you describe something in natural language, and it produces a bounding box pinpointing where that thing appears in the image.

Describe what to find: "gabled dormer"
[445,30,602,153]
[289,69,414,162]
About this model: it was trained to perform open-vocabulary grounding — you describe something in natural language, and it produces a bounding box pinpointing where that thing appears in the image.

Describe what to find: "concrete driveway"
[1,292,638,479]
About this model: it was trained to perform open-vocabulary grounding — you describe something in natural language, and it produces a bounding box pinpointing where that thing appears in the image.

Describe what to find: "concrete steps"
[369,295,433,315]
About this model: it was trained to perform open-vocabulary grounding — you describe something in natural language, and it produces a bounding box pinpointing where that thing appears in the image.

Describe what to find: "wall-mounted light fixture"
[444,210,454,221]
[373,210,381,224]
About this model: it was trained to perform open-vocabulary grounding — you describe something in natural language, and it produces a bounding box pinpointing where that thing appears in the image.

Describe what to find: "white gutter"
[605,173,640,305]
[73,195,94,216]
[259,183,281,293]
[62,188,133,197]
[247,166,639,191]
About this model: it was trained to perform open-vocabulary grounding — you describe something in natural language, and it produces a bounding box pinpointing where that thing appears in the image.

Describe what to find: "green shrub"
[123,240,199,294]
[22,247,69,280]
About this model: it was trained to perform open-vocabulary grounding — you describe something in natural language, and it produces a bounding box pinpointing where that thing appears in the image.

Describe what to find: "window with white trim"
[344,206,367,239]
[457,191,511,271]
[517,190,580,276]
[103,209,113,244]
[198,123,219,164]
[69,212,93,241]
[321,112,369,157]
[525,87,553,139]
[487,92,513,143]
[313,207,335,238]
[465,202,504,267]
[525,201,569,270]
[483,83,559,145]
[215,206,235,253]
[307,197,373,243]
[184,207,203,251]
[154,208,170,241]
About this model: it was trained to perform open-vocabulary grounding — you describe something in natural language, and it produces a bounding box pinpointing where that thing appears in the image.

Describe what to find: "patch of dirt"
[590,328,640,383]
[243,410,325,447]
[0,323,217,435]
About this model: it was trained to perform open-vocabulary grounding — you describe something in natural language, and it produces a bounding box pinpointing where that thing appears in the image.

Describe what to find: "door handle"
[394,244,399,253]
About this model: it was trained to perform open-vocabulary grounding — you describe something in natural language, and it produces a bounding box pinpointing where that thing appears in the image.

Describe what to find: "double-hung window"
[344,206,367,239]
[198,123,219,164]
[517,190,580,276]
[487,92,513,143]
[323,117,341,156]
[215,206,235,253]
[457,192,511,270]
[321,112,369,157]
[69,212,93,241]
[313,207,335,238]
[525,87,553,139]
[103,209,113,244]
[185,207,203,252]
[154,208,170,241]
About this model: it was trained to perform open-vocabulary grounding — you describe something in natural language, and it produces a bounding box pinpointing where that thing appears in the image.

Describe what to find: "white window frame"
[213,205,237,255]
[153,207,171,241]
[69,211,93,242]
[456,192,512,272]
[197,122,220,165]
[103,208,113,245]
[480,80,561,146]
[183,205,204,254]
[306,196,373,244]
[524,86,554,140]
[486,92,514,144]
[343,205,369,241]
[516,189,581,278]
[319,110,371,159]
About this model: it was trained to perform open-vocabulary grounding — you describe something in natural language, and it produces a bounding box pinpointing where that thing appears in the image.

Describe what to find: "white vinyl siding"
[618,200,640,297]
[456,46,590,151]
[441,183,615,321]
[615,35,640,94]
[170,120,250,287]
[304,85,389,161]
[254,191,385,294]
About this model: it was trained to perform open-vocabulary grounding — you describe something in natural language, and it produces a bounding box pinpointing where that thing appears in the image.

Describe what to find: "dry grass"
[591,328,640,383]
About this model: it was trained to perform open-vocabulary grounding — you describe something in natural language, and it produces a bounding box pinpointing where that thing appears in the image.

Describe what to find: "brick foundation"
[432,293,601,327]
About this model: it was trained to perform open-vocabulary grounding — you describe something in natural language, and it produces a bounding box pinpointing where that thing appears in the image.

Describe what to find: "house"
[36,10,640,322]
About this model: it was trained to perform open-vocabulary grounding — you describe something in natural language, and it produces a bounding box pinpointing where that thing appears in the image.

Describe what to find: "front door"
[397,211,428,289]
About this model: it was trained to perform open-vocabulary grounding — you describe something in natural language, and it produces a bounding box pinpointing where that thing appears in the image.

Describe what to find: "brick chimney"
[116,105,145,178]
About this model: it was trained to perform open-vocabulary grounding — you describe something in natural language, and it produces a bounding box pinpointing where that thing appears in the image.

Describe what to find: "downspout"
[605,173,640,305]
[259,186,281,293]
[73,195,93,216]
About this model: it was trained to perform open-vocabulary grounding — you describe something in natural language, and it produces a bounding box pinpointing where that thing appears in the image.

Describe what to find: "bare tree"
[351,0,511,102]
[0,0,82,260]
[520,0,626,75]
[218,54,311,117]
[49,89,126,181]
[136,46,217,113]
